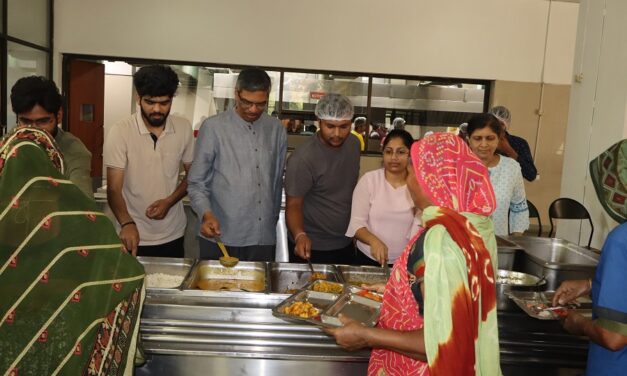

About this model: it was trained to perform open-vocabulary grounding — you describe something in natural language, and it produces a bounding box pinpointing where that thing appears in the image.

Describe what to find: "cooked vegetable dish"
[282,301,320,318]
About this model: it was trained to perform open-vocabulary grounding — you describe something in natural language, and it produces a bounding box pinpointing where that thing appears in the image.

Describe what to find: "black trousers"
[198,237,275,262]
[288,240,358,265]
[137,236,184,258]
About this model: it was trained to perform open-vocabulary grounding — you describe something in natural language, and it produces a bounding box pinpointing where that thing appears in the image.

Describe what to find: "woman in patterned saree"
[326,132,502,376]
[0,127,145,375]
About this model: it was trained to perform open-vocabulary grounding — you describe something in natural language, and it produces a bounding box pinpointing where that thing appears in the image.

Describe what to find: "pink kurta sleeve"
[346,171,374,237]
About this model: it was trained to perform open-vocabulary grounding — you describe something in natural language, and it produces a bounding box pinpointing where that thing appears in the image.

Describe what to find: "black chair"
[508,199,542,236]
[548,198,594,248]
[526,200,542,237]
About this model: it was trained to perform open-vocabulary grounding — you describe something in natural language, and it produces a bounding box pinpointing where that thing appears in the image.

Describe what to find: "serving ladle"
[215,236,239,267]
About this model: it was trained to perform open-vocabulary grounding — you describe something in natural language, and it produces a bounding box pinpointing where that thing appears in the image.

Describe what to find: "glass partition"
[6,42,48,131]
[7,0,49,47]
[281,73,369,134]
[370,78,486,140]
[124,64,280,133]
[96,59,489,153]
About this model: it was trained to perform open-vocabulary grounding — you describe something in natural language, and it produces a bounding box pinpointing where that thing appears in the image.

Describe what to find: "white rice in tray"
[145,273,185,288]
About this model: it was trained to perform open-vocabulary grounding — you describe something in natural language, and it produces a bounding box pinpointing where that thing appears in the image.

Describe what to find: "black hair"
[383,129,414,149]
[466,113,503,137]
[10,76,63,115]
[133,65,179,97]
[235,68,271,92]
[306,124,317,133]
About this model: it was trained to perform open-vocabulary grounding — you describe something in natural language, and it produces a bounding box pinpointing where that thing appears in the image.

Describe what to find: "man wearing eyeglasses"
[188,68,287,262]
[104,65,194,257]
[10,76,93,199]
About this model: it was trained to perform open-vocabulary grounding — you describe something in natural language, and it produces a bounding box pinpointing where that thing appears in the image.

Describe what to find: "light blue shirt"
[488,155,529,236]
[187,109,287,246]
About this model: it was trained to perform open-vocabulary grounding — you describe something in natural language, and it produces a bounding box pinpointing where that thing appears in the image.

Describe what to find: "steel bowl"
[496,269,546,311]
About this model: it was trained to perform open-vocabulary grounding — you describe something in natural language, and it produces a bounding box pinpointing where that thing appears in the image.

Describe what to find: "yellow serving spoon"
[215,236,239,267]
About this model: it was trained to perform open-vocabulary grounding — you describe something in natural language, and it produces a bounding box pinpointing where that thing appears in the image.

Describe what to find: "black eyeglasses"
[237,92,267,110]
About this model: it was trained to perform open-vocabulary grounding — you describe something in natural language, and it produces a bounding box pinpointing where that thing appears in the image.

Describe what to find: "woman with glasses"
[346,129,420,266]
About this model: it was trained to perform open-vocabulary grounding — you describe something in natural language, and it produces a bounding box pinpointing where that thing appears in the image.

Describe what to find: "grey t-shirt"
[285,134,361,250]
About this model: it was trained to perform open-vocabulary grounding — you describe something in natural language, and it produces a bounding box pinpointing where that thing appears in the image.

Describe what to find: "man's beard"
[141,106,169,127]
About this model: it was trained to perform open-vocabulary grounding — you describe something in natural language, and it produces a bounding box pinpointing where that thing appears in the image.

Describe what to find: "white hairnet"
[315,93,354,121]
[458,122,468,133]
[354,116,367,126]
[392,117,406,130]
[489,106,511,125]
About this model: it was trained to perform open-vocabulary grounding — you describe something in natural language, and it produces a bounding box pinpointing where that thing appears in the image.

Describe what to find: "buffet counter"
[134,257,590,376]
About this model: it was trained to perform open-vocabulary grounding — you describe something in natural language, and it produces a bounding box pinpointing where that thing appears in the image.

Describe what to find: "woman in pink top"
[346,129,420,266]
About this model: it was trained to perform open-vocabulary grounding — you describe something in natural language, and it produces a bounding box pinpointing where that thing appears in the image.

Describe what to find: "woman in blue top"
[466,113,529,236]
[553,139,627,376]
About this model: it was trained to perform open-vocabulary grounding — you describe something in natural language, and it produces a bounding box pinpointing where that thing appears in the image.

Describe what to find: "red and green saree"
[0,127,145,375]
[369,133,502,376]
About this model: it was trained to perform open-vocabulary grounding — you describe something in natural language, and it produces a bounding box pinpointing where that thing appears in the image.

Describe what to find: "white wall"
[54,0,578,85]
[104,74,133,142]
[559,0,627,247]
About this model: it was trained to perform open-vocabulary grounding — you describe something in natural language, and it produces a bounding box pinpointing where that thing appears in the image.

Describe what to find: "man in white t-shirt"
[104,65,194,257]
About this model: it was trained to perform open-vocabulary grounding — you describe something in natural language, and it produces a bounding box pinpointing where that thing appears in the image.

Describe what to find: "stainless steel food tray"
[321,293,381,327]
[273,282,382,328]
[345,285,383,303]
[138,256,196,292]
[269,263,341,294]
[182,260,269,293]
[336,265,388,286]
[272,290,339,326]
[506,237,599,269]
[507,290,592,320]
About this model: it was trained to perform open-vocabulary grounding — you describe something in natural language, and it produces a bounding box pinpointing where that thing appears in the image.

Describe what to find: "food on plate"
[537,310,553,319]
[348,278,387,287]
[282,301,320,318]
[285,288,299,294]
[145,273,185,288]
[356,289,383,302]
[525,302,568,319]
[310,272,327,281]
[312,281,343,294]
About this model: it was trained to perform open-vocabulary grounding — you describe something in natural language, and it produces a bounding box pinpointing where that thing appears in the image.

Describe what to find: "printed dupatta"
[368,133,501,376]
[0,127,145,375]
[589,139,627,223]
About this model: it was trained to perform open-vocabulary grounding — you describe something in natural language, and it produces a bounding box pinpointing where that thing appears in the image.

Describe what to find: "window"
[370,78,487,140]
[0,0,53,136]
[69,56,490,154]
[6,42,49,131]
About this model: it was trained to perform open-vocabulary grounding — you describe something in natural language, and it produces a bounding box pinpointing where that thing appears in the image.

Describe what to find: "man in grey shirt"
[188,68,287,261]
[285,94,361,264]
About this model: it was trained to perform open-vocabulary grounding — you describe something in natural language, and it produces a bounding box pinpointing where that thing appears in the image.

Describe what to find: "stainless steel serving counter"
[136,292,370,375]
[504,236,599,290]
[135,258,589,376]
